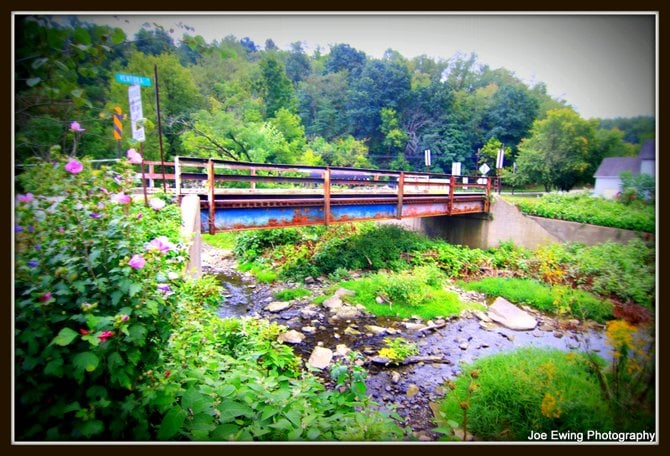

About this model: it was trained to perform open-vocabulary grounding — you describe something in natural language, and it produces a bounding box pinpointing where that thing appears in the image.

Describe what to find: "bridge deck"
[168,156,496,233]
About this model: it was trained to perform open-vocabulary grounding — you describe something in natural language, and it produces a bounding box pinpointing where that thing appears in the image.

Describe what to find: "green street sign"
[115,73,152,87]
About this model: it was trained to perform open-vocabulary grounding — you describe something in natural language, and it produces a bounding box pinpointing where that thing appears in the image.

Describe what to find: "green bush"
[15,153,187,440]
[461,277,613,323]
[273,287,310,301]
[436,348,614,441]
[378,337,419,365]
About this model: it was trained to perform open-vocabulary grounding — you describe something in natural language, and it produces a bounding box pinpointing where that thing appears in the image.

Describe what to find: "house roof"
[639,139,656,160]
[594,157,640,178]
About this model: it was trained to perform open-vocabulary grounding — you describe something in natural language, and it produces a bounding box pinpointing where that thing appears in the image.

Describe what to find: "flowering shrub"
[15,152,186,440]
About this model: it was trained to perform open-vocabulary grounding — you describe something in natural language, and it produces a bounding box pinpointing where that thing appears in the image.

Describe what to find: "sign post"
[113,106,123,157]
[424,149,431,173]
[128,85,146,143]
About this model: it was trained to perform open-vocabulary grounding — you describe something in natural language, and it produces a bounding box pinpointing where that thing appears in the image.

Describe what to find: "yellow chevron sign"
[113,106,123,140]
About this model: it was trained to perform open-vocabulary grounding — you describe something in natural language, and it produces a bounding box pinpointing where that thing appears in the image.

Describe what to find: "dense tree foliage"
[15,15,653,189]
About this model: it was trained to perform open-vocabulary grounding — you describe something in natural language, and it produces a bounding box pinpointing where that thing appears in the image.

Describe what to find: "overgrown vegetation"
[436,324,655,441]
[273,287,311,302]
[14,150,408,441]
[505,193,655,232]
[202,232,238,251]
[461,278,613,323]
[378,337,420,365]
[234,224,654,312]
[337,266,483,320]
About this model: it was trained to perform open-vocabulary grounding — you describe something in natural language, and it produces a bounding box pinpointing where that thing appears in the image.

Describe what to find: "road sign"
[496,147,505,169]
[479,163,490,175]
[424,149,431,167]
[451,162,461,176]
[128,85,145,142]
[116,73,152,87]
[113,106,123,140]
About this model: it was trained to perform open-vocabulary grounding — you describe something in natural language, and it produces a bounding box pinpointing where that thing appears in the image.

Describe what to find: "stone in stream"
[278,330,305,344]
[332,305,362,321]
[486,297,537,330]
[343,326,362,336]
[307,346,333,369]
[265,301,292,313]
[406,384,420,398]
[364,325,388,336]
[301,326,317,334]
[404,322,427,331]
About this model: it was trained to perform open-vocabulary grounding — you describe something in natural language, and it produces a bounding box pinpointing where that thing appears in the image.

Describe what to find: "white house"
[593,139,655,198]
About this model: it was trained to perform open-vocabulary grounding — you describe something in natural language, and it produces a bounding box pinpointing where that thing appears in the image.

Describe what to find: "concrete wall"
[384,198,650,249]
[594,177,621,199]
[180,194,202,277]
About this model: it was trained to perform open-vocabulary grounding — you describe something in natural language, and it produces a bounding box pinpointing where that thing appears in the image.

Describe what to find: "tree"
[483,84,539,150]
[297,71,351,140]
[324,43,366,78]
[515,108,596,191]
[133,27,175,56]
[258,53,295,117]
[285,42,311,84]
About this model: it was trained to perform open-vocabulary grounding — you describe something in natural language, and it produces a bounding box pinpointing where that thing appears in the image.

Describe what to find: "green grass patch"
[238,262,279,283]
[337,266,484,320]
[436,348,614,441]
[273,287,311,302]
[505,193,655,232]
[461,277,613,323]
[202,232,238,250]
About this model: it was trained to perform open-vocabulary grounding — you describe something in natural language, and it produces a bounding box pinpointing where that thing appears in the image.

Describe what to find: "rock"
[391,371,401,384]
[333,333,340,340]
[404,322,427,331]
[343,326,362,336]
[487,297,537,330]
[364,325,388,336]
[479,320,498,331]
[300,306,319,319]
[478,342,490,349]
[335,344,350,357]
[370,356,391,365]
[332,305,362,320]
[301,326,317,334]
[304,276,315,284]
[322,296,343,311]
[375,296,386,304]
[333,288,355,298]
[472,310,492,322]
[553,331,564,339]
[459,342,469,350]
[278,330,305,344]
[265,301,291,313]
[386,327,399,335]
[406,384,420,398]
[307,346,333,369]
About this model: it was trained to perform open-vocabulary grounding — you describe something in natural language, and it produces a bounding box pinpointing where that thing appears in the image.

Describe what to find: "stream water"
[209,262,615,440]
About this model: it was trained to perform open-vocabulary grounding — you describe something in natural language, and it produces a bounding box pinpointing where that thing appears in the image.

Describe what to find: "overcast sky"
[78,12,656,120]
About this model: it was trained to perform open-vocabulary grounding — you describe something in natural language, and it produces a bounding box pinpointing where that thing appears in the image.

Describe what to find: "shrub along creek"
[202,223,655,441]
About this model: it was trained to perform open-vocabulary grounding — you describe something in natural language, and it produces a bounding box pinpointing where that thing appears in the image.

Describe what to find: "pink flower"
[137,213,143,220]
[17,193,34,203]
[110,193,131,204]
[39,292,52,302]
[145,236,175,253]
[80,328,89,335]
[70,121,85,132]
[64,159,84,174]
[126,148,143,164]
[120,314,129,322]
[149,198,166,211]
[128,254,146,269]
[98,330,114,343]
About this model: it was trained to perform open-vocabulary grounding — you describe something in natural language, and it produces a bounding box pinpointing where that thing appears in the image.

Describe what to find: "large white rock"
[307,346,333,369]
[278,330,305,344]
[487,297,537,331]
[265,301,292,312]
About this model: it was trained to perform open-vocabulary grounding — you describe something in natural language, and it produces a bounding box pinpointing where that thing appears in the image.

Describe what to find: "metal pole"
[154,64,167,193]
[396,172,404,219]
[140,143,148,207]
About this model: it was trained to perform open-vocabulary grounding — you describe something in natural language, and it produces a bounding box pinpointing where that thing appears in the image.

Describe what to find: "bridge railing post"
[323,167,331,226]
[174,156,182,201]
[396,172,404,219]
[448,175,455,214]
[207,159,216,235]
[485,176,492,212]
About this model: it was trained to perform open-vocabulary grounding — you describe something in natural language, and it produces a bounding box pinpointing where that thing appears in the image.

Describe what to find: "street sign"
[451,162,461,176]
[424,149,431,167]
[496,147,505,169]
[116,73,152,87]
[479,163,490,175]
[128,85,145,142]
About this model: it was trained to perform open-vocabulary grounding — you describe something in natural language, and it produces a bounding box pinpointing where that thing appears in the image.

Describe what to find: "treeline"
[15,16,655,190]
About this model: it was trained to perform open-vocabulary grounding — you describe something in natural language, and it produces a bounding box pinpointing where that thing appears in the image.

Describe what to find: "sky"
[75,12,656,120]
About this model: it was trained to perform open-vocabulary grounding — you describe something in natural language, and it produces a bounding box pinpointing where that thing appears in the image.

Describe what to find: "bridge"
[157,157,497,234]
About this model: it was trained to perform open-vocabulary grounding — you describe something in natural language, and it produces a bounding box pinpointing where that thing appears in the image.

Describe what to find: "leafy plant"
[378,337,419,365]
[273,287,310,302]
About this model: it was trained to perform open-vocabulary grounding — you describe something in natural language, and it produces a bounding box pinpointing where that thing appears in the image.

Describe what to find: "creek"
[207,255,614,440]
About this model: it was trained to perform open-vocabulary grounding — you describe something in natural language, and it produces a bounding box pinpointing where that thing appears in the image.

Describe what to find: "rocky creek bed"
[201,243,613,441]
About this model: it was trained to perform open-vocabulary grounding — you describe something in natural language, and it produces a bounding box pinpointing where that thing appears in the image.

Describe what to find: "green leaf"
[79,419,104,437]
[260,405,279,421]
[44,357,64,377]
[111,290,123,306]
[157,406,186,440]
[73,27,91,45]
[219,384,236,398]
[306,428,320,440]
[128,283,142,297]
[181,387,208,415]
[51,327,78,347]
[73,351,99,373]
[211,423,239,441]
[62,401,81,414]
[111,28,126,44]
[284,410,301,427]
[217,400,254,422]
[70,88,84,98]
[31,57,48,69]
